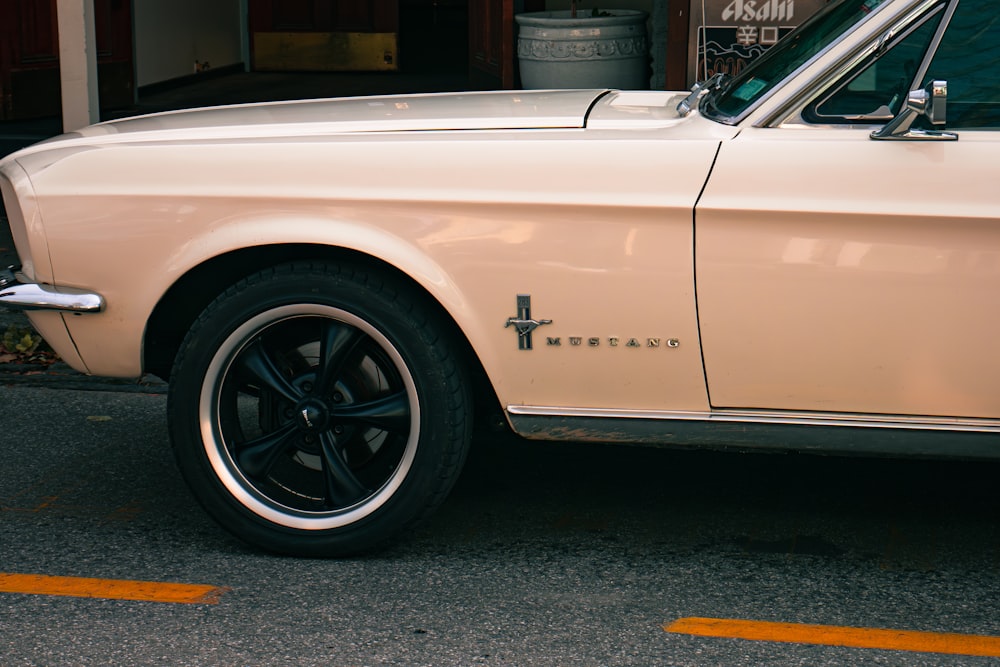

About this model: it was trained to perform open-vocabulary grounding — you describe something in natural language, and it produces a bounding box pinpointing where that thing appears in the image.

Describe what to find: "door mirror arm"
[871,80,958,141]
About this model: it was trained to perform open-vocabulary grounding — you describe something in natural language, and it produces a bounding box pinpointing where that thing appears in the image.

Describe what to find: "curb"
[0,363,168,394]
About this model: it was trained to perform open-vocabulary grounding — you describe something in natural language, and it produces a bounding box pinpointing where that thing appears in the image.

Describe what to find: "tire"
[167,261,472,557]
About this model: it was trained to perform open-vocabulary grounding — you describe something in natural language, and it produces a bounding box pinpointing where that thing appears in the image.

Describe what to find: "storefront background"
[687,0,826,84]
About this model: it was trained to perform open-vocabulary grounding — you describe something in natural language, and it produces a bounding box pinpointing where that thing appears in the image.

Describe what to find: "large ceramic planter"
[515,10,649,90]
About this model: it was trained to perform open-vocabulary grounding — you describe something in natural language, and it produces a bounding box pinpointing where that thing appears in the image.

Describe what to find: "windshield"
[702,0,889,122]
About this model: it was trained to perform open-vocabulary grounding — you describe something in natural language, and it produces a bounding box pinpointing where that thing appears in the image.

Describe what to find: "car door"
[696,0,1000,421]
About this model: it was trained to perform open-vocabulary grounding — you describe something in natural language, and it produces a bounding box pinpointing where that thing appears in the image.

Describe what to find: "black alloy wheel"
[168,262,472,556]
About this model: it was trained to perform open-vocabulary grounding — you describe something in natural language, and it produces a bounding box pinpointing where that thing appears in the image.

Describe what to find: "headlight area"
[1,159,102,374]
[0,158,47,283]
[0,270,104,377]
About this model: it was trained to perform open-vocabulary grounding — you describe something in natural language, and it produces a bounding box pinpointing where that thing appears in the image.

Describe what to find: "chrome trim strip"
[506,405,1000,434]
[0,273,104,313]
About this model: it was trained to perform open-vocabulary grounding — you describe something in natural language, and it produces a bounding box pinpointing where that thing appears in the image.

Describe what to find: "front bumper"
[0,267,104,313]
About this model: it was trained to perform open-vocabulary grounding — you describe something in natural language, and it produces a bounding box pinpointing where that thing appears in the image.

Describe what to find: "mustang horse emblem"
[505,294,551,350]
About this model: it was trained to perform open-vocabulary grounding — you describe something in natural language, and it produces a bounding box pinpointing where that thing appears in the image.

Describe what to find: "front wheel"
[167,262,472,556]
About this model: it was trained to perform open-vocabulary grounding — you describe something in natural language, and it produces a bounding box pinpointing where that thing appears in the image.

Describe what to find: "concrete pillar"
[56,0,100,132]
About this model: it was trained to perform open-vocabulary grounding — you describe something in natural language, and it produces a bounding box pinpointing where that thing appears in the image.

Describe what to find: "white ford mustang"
[1,0,998,556]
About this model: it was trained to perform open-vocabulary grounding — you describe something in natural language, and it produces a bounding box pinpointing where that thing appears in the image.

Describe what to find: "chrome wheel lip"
[199,304,421,531]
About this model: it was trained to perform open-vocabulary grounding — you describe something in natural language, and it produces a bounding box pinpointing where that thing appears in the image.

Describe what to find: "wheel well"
[143,244,503,428]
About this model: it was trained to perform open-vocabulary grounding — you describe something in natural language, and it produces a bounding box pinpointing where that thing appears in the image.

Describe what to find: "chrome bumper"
[0,267,104,313]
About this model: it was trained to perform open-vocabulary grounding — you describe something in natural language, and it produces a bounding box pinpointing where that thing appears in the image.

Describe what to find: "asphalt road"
[2,383,999,666]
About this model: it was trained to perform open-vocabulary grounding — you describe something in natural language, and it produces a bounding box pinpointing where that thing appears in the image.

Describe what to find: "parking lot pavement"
[2,383,999,666]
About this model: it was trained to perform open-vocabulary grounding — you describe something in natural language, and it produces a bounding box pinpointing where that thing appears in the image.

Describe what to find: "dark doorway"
[0,0,133,120]
[399,0,469,74]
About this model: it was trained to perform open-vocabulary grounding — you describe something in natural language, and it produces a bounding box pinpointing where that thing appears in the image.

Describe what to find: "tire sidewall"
[168,263,468,556]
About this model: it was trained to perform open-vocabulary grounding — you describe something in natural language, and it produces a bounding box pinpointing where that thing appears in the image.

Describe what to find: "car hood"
[52,90,609,143]
[13,89,696,156]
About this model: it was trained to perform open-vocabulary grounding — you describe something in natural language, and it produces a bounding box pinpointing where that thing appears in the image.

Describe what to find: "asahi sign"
[687,0,826,86]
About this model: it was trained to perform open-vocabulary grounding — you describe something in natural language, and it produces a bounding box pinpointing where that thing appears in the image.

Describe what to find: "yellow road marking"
[664,617,1000,658]
[0,572,229,605]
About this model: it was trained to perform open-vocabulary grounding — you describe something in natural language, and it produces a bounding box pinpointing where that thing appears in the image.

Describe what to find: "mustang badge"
[505,294,551,350]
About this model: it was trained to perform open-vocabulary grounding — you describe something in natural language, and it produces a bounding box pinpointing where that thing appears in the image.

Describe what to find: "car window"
[806,0,1000,129]
[806,8,944,123]
[921,0,1000,129]
[702,0,890,122]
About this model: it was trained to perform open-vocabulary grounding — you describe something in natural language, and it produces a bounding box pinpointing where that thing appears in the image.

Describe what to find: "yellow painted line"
[664,617,1000,658]
[0,572,229,605]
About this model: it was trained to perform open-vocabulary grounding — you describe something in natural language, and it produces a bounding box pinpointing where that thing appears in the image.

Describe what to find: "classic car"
[1,0,997,556]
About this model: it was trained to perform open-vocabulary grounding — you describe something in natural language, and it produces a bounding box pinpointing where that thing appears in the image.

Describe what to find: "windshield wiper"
[676,73,730,117]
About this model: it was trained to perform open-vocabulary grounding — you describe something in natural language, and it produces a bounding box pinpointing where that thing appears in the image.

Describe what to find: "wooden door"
[0,0,133,120]
[665,0,689,90]
[468,0,512,89]
[93,0,135,111]
[467,0,542,89]
[249,0,400,71]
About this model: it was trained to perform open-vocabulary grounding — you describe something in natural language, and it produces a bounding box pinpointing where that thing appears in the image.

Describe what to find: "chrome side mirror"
[871,80,958,141]
[910,80,948,126]
[676,72,727,117]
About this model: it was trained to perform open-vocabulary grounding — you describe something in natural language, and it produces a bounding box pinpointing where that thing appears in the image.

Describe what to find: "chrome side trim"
[0,270,104,313]
[506,406,1000,459]
[506,405,1000,433]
